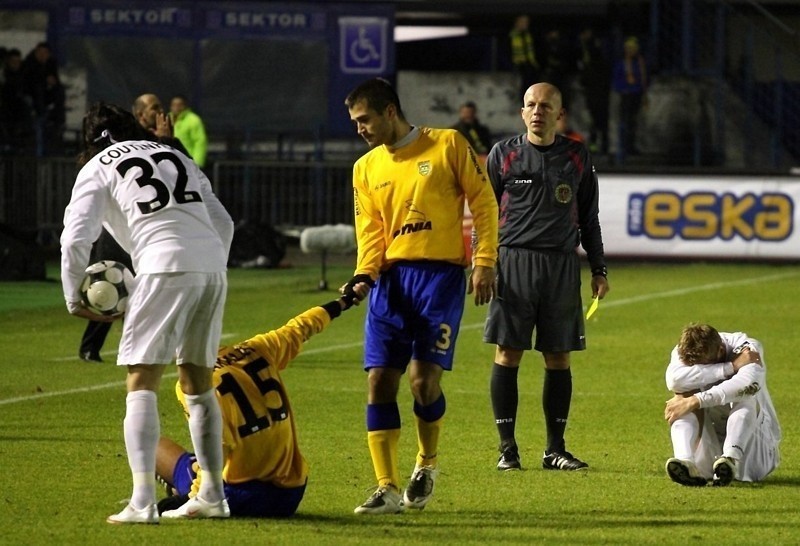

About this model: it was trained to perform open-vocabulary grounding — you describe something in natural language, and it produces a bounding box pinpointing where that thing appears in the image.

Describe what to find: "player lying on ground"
[155,284,368,517]
[663,324,781,486]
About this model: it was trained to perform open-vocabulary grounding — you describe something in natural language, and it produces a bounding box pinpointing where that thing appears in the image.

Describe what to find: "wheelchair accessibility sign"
[339,17,388,74]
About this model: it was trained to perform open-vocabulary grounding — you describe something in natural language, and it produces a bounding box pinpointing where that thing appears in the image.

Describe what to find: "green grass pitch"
[1,259,799,545]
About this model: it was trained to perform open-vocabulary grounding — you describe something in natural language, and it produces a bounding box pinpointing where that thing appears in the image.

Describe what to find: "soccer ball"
[80,260,134,316]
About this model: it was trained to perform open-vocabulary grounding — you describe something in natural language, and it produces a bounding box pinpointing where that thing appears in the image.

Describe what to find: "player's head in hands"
[677,323,725,365]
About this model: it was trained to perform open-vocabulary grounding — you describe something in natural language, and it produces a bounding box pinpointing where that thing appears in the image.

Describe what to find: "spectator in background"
[540,28,573,108]
[612,36,648,158]
[22,42,65,156]
[170,94,208,168]
[577,27,611,155]
[451,101,493,156]
[132,93,191,157]
[556,110,584,144]
[509,15,540,101]
[1,48,34,153]
[0,46,6,85]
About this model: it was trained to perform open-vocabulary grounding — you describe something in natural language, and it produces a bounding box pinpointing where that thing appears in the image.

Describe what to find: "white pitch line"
[49,332,241,362]
[4,271,797,407]
[598,271,799,308]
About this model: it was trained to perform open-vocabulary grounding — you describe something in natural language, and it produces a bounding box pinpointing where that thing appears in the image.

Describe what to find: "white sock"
[723,402,755,461]
[184,388,225,503]
[670,412,699,461]
[123,390,159,509]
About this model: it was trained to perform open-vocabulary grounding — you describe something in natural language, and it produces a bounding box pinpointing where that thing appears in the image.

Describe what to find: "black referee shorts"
[483,246,585,353]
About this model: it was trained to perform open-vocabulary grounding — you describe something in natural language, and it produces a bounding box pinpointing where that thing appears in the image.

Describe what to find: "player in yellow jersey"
[341,78,499,514]
[155,284,368,517]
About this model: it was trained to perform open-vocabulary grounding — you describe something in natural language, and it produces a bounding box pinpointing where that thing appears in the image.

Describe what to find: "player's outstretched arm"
[246,282,371,370]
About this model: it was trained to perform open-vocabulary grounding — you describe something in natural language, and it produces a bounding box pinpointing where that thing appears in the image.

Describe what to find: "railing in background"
[651,0,800,169]
[211,160,354,229]
[0,156,77,247]
[2,156,356,248]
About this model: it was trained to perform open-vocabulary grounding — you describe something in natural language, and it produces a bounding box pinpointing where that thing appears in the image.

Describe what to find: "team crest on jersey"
[418,161,431,176]
[555,183,573,204]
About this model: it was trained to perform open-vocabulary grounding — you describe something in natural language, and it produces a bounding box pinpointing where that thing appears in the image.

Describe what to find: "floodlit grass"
[1,259,799,545]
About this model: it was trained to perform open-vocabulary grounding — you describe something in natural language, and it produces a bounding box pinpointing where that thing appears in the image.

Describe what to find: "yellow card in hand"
[585,297,599,320]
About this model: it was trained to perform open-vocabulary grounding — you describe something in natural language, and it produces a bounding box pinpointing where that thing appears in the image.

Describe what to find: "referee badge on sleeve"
[418,161,431,176]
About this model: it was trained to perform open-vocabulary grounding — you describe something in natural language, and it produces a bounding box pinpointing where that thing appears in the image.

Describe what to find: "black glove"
[341,274,375,308]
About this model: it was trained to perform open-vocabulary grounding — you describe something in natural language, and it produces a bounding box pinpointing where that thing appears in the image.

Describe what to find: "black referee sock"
[543,367,572,454]
[490,363,519,446]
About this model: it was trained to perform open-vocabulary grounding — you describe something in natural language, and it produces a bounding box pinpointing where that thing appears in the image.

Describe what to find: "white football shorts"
[117,271,227,367]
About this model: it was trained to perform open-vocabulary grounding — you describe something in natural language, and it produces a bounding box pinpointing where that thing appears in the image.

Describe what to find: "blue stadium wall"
[5,0,395,139]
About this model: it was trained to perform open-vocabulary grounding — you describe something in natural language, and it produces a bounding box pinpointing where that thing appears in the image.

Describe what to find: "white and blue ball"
[80,260,134,316]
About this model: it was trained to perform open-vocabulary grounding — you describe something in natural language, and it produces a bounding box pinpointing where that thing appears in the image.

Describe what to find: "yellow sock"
[415,415,443,468]
[367,428,401,491]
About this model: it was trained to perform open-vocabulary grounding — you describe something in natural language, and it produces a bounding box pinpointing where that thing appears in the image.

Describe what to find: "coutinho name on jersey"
[98,141,167,165]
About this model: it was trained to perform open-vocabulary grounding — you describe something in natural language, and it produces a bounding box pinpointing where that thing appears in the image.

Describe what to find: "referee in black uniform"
[483,82,609,471]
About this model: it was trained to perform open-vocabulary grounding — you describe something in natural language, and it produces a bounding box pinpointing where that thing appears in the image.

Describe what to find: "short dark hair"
[344,78,405,120]
[78,102,145,166]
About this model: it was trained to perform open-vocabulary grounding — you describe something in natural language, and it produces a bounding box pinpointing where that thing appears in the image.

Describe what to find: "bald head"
[523,83,562,109]
[131,93,163,131]
[520,82,564,145]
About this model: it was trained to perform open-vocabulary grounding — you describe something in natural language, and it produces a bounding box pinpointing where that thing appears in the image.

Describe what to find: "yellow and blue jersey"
[176,305,334,493]
[352,127,498,279]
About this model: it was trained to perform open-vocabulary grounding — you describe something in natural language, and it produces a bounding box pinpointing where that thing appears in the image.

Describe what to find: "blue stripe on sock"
[413,393,446,423]
[366,402,401,431]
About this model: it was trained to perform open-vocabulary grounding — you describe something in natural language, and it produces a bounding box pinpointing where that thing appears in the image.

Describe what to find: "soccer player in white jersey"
[663,324,781,486]
[60,102,234,523]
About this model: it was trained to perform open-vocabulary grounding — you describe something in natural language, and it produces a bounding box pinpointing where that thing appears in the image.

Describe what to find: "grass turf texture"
[1,260,799,545]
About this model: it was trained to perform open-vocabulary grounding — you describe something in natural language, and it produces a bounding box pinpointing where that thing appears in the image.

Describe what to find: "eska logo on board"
[627,191,793,241]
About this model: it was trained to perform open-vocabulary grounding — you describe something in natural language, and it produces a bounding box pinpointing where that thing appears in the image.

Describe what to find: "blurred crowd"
[501,15,647,160]
[1,20,647,163]
[0,42,66,156]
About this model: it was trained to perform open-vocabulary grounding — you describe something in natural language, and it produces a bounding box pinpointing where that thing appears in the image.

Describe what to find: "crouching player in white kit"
[663,324,781,486]
[60,103,234,523]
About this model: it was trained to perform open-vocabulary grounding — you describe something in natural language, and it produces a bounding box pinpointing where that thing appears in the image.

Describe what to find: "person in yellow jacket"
[342,77,498,515]
[170,94,208,168]
[510,15,540,100]
[155,284,369,518]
